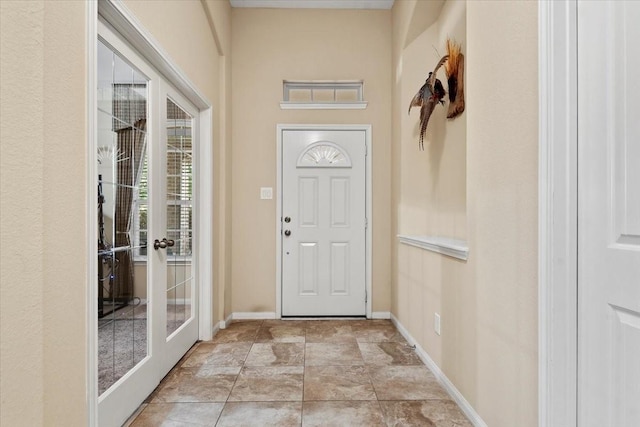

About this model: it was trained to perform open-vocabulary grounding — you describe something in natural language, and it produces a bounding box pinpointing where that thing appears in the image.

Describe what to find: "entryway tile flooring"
[126,320,472,426]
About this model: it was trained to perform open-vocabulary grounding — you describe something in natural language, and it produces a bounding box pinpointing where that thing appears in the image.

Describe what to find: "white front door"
[281,129,367,316]
[578,1,640,426]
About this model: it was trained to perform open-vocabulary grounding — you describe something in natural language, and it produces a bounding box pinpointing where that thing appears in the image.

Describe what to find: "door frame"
[538,0,578,426]
[276,124,372,319]
[86,1,214,425]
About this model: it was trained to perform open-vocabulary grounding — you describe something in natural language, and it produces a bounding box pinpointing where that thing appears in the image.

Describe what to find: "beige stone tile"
[245,343,305,366]
[262,319,308,328]
[129,402,224,426]
[216,402,302,427]
[228,366,304,401]
[304,365,376,401]
[181,342,251,368]
[305,342,364,366]
[256,323,306,343]
[151,366,239,403]
[305,321,356,343]
[352,322,406,343]
[358,342,423,366]
[211,321,261,343]
[380,400,473,427]
[368,366,450,400]
[302,401,386,427]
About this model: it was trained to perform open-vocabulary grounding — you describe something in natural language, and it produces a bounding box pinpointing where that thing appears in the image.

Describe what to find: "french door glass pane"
[97,39,149,395]
[166,98,194,337]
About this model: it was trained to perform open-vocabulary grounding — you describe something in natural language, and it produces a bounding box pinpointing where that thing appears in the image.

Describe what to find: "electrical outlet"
[434,313,441,336]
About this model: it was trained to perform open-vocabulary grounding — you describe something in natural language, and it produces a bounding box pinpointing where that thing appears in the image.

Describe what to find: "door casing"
[276,124,372,319]
[539,1,578,426]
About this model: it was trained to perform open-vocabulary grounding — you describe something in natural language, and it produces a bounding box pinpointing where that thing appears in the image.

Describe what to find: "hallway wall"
[230,8,393,314]
[391,1,538,426]
[1,2,87,425]
[0,1,232,425]
[124,0,234,326]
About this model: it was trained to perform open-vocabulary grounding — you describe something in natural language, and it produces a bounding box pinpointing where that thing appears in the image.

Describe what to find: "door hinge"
[365,289,368,304]
[364,142,368,156]
[364,218,368,229]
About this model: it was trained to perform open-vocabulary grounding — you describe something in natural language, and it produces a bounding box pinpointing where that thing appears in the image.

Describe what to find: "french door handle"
[154,238,175,250]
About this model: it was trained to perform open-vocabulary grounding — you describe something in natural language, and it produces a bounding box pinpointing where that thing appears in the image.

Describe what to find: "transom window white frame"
[87,1,214,425]
[280,80,368,110]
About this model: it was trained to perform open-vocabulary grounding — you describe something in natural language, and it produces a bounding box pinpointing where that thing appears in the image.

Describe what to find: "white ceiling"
[229,0,394,10]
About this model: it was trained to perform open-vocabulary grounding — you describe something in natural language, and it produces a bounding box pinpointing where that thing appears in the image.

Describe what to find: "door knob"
[154,238,175,250]
[284,230,291,237]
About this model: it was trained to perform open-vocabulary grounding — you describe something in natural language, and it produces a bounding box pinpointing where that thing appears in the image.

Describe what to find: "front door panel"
[282,130,366,316]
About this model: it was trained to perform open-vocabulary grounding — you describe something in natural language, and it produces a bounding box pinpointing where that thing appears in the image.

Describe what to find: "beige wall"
[230,8,392,313]
[391,1,538,426]
[123,0,233,325]
[1,1,87,425]
[2,1,540,425]
[0,1,231,425]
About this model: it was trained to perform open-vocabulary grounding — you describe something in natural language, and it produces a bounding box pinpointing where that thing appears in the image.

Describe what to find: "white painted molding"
[371,311,391,319]
[197,106,214,342]
[538,1,578,426]
[279,102,368,110]
[98,0,211,110]
[390,314,488,427]
[211,320,223,337]
[397,235,469,261]
[232,312,277,320]
[219,313,233,330]
[86,1,99,426]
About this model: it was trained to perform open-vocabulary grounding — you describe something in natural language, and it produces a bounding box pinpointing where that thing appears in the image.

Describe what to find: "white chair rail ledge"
[397,235,469,261]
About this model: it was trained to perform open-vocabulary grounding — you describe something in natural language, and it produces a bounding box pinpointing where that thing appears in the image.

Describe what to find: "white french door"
[281,129,367,317]
[577,1,640,426]
[96,21,199,427]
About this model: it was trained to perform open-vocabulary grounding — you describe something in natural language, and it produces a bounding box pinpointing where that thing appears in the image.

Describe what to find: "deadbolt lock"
[284,216,291,223]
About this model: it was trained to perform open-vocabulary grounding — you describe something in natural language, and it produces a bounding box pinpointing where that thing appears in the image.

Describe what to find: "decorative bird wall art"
[408,54,449,150]
[408,38,465,149]
[445,38,465,119]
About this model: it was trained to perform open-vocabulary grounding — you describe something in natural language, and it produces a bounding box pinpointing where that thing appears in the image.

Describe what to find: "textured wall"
[1,1,87,425]
[391,0,538,426]
[231,8,392,314]
[123,0,232,324]
[0,1,232,425]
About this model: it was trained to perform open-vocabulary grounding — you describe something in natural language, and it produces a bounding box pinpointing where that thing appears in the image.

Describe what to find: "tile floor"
[125,320,472,426]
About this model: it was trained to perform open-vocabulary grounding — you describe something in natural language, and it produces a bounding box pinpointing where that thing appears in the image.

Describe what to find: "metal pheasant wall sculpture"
[408,54,449,150]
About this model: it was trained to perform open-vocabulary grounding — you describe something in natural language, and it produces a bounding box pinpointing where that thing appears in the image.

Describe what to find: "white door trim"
[87,1,214,425]
[538,1,578,426]
[276,124,372,319]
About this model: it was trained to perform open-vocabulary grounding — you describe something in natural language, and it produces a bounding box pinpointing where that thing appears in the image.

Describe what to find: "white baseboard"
[211,320,223,337]
[371,311,391,319]
[231,312,277,321]
[390,314,487,427]
[218,313,233,330]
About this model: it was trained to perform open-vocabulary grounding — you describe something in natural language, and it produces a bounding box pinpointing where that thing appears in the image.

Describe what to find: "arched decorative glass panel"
[297,141,352,168]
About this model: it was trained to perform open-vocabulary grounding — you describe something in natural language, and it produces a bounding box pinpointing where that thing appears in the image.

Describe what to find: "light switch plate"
[260,187,273,200]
